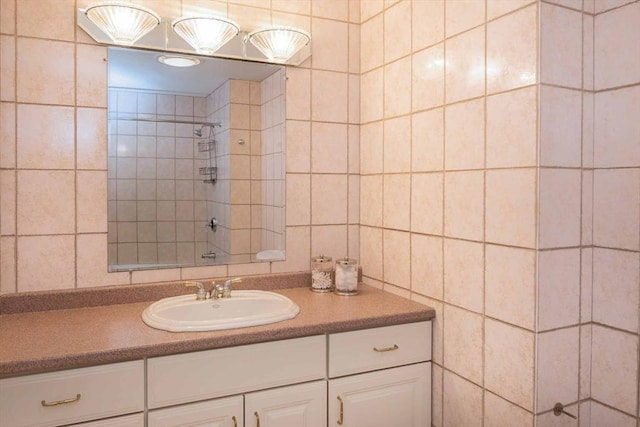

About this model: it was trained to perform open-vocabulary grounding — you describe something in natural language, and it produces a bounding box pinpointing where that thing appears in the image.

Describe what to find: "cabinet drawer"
[328,321,431,377]
[148,335,326,408]
[0,360,144,427]
[73,413,145,427]
[148,395,243,427]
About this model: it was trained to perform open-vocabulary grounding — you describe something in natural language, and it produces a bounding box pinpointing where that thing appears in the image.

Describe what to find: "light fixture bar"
[85,1,160,46]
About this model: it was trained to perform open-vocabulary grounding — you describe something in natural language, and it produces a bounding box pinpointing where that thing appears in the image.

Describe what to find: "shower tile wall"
[0,0,359,290]
[107,90,209,267]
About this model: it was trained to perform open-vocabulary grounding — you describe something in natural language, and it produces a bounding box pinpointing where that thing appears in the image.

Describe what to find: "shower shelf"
[199,166,217,183]
[198,140,215,152]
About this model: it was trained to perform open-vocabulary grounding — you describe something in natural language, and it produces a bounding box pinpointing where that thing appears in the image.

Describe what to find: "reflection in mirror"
[107,47,286,272]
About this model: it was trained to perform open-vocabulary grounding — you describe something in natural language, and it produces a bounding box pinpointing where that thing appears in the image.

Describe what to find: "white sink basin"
[142,290,300,332]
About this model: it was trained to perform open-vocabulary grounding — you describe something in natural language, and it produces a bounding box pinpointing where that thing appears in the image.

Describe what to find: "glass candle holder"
[311,255,333,292]
[334,257,358,296]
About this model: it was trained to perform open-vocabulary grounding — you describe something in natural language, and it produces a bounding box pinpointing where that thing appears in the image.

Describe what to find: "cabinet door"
[328,363,431,427]
[72,413,144,427]
[245,380,326,427]
[148,395,243,427]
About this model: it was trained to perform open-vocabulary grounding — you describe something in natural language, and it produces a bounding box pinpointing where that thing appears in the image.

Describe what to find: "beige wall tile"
[17,235,75,291]
[360,13,383,73]
[360,175,383,227]
[486,4,537,94]
[383,56,411,117]
[593,248,640,333]
[540,87,582,167]
[17,170,75,235]
[272,0,310,15]
[286,120,311,173]
[271,226,311,273]
[484,392,534,427]
[77,44,107,108]
[485,318,535,411]
[311,122,348,173]
[360,122,383,174]
[536,327,580,412]
[17,104,75,169]
[311,174,348,224]
[444,170,484,241]
[0,0,16,34]
[583,15,594,91]
[486,87,537,168]
[444,98,485,170]
[540,4,582,89]
[312,70,348,122]
[16,0,75,40]
[17,38,74,105]
[538,169,582,249]
[383,116,411,172]
[311,224,347,259]
[594,86,640,168]
[443,370,483,427]
[348,125,359,174]
[589,401,637,427]
[582,170,593,247]
[580,249,593,324]
[412,108,444,172]
[537,249,581,331]
[411,172,443,235]
[0,236,16,294]
[77,171,107,233]
[360,68,383,123]
[412,0,444,51]
[411,234,443,299]
[312,18,348,72]
[77,233,129,287]
[485,169,536,248]
[444,304,484,384]
[591,325,639,415]
[593,168,640,251]
[77,108,107,170]
[444,238,484,313]
[383,173,410,230]
[594,3,640,90]
[383,0,411,63]
[412,43,445,112]
[486,0,533,20]
[445,0,485,37]
[360,225,383,280]
[286,173,310,225]
[445,26,485,103]
[348,174,359,224]
[0,35,15,102]
[485,245,536,330]
[579,325,591,401]
[0,102,16,168]
[285,67,310,120]
[360,0,384,22]
[0,170,15,235]
[312,0,348,21]
[348,74,360,124]
[382,229,410,288]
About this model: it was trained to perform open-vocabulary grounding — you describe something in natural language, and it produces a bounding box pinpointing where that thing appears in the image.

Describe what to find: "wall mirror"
[107,46,286,272]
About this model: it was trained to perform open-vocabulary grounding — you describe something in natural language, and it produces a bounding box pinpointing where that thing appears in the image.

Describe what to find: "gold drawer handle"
[337,396,344,425]
[373,344,399,353]
[232,415,238,427]
[41,394,81,407]
[255,411,260,427]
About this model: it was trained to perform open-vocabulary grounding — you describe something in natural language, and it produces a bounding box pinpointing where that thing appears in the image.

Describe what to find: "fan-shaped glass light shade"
[85,2,160,46]
[248,27,311,63]
[172,16,239,55]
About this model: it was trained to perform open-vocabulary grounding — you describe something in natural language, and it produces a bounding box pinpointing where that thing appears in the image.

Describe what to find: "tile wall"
[106,90,210,267]
[0,0,360,290]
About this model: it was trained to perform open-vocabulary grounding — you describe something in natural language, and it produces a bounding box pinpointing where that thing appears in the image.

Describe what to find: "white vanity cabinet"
[0,361,144,427]
[148,395,243,427]
[245,380,327,427]
[327,321,432,427]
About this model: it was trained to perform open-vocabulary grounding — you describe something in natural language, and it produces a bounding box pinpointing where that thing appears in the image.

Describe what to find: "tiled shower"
[0,0,638,426]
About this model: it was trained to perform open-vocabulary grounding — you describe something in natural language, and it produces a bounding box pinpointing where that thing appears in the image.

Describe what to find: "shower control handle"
[206,217,218,232]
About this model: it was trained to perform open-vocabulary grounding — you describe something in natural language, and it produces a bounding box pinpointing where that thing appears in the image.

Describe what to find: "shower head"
[193,127,203,137]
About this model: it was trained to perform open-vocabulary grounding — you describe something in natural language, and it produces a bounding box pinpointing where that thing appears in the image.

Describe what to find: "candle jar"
[311,255,333,292]
[334,257,358,296]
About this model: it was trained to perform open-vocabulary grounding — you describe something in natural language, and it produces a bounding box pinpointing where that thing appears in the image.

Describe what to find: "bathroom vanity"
[0,278,434,427]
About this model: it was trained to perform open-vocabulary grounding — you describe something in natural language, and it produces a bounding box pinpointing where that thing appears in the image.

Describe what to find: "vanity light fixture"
[157,54,201,67]
[84,1,160,46]
[248,26,311,63]
[172,16,240,55]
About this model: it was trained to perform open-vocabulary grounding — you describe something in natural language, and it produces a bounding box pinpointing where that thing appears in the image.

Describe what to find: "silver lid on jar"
[311,255,332,263]
[335,257,357,266]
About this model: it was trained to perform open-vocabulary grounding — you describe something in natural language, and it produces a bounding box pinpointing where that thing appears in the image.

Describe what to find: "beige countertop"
[0,280,434,378]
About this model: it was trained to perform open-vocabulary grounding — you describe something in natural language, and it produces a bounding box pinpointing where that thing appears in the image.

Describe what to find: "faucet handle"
[222,277,242,297]
[185,281,207,300]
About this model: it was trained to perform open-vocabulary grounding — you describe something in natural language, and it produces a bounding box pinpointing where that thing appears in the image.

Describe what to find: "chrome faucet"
[211,278,242,299]
[184,281,207,300]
